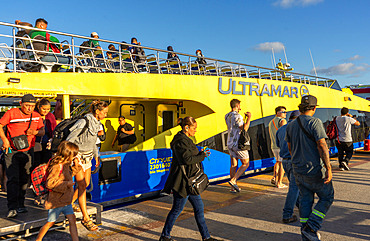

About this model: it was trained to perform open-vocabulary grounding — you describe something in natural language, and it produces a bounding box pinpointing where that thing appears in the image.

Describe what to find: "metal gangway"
[0,21,339,89]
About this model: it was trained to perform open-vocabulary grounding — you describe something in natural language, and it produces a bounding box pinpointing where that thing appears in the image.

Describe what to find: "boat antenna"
[283,46,288,63]
[271,48,276,68]
[309,48,318,77]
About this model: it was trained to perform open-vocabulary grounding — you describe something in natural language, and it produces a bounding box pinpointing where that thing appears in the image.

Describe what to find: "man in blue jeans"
[276,110,300,224]
[286,95,334,241]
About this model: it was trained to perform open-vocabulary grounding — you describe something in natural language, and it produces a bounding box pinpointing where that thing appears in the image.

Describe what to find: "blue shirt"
[276,120,292,159]
[285,115,327,176]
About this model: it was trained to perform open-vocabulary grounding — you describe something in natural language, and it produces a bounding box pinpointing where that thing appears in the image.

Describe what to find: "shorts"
[272,149,281,162]
[228,146,249,160]
[47,204,74,222]
[79,151,94,172]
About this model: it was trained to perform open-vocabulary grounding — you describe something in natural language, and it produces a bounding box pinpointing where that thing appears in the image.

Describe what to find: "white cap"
[91,32,99,37]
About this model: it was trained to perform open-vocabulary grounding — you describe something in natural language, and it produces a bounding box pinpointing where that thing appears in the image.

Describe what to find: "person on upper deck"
[129,37,146,63]
[167,46,180,62]
[14,20,33,37]
[89,32,102,50]
[195,49,207,65]
[29,18,72,67]
[106,44,118,59]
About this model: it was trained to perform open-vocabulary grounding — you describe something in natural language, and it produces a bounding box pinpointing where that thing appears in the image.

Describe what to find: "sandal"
[81,219,98,231]
[271,177,276,185]
[72,203,81,212]
[228,181,241,192]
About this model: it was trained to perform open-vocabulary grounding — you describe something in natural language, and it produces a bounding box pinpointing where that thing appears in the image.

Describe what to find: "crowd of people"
[223,95,361,241]
[13,18,208,72]
[0,94,139,239]
[0,90,363,240]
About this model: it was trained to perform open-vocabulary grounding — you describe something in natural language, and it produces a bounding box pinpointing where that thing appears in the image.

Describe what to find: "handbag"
[238,129,251,150]
[8,113,32,151]
[180,163,209,195]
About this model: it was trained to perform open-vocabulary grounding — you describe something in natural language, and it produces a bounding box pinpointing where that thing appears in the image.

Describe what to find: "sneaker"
[302,224,321,241]
[159,236,174,241]
[339,167,345,171]
[17,207,28,213]
[204,238,223,241]
[282,214,298,224]
[342,162,350,171]
[6,209,17,218]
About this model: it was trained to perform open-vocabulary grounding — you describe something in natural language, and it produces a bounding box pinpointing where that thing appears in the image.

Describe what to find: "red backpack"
[326,117,339,141]
[31,163,62,196]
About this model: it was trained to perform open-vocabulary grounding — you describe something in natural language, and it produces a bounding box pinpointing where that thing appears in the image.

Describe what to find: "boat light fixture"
[8,78,20,83]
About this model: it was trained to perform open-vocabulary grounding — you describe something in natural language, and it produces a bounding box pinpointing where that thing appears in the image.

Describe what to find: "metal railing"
[0,21,337,88]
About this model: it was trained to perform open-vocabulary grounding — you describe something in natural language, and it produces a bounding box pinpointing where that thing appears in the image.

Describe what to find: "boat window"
[99,156,121,185]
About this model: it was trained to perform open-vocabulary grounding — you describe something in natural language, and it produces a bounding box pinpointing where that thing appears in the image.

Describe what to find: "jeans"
[41,53,72,65]
[282,159,300,219]
[161,191,210,240]
[5,148,33,210]
[295,172,334,232]
[335,141,353,168]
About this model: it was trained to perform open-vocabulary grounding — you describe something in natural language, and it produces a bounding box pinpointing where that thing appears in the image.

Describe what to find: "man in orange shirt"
[0,94,44,218]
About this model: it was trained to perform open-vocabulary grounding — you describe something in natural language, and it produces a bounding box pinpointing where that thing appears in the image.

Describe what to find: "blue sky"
[1,0,369,87]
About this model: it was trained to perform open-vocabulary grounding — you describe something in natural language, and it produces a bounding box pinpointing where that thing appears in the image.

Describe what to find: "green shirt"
[88,39,100,48]
[29,30,60,52]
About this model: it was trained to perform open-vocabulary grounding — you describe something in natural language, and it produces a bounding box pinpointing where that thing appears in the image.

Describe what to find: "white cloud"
[345,55,364,61]
[313,63,370,76]
[254,42,285,52]
[274,0,324,8]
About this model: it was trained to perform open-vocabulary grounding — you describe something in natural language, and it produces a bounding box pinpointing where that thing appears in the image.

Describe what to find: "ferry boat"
[0,21,369,206]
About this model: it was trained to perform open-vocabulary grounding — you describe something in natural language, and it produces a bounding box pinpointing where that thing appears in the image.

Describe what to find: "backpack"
[50,115,89,153]
[79,40,90,53]
[238,129,251,151]
[31,163,63,196]
[326,117,339,140]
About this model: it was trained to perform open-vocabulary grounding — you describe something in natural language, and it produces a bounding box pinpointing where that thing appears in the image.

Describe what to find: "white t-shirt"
[225,111,244,149]
[336,115,357,142]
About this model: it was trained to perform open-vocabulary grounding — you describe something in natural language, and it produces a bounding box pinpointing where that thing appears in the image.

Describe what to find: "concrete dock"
[5,152,370,241]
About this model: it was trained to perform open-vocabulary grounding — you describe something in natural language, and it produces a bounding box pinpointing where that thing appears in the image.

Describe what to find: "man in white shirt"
[225,99,251,192]
[336,107,360,171]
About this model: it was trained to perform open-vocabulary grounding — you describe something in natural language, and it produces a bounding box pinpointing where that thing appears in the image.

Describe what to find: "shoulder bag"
[180,163,209,196]
[8,113,32,150]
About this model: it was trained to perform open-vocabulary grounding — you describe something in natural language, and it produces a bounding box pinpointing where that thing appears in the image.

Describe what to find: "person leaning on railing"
[29,18,72,69]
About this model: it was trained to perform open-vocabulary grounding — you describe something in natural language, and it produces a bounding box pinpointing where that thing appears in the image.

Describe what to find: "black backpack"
[238,129,251,151]
[51,115,89,152]
[79,41,90,53]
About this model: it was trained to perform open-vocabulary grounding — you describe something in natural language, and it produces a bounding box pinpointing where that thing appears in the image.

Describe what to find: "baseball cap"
[300,95,318,107]
[289,110,300,119]
[91,32,99,37]
[21,94,36,103]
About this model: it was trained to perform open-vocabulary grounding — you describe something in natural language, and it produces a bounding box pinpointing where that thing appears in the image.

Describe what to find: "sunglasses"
[280,111,287,113]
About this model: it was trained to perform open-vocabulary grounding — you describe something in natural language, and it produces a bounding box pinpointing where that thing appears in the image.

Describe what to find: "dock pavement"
[18,153,370,240]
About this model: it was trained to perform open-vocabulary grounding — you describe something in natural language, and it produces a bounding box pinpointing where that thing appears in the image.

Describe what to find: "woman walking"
[67,100,109,231]
[160,117,222,241]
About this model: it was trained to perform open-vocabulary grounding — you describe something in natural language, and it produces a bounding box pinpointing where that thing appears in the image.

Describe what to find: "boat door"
[156,104,179,134]
[119,104,145,142]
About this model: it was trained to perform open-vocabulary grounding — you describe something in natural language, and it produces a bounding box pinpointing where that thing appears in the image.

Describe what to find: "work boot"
[159,236,174,241]
[282,214,298,224]
[302,224,321,241]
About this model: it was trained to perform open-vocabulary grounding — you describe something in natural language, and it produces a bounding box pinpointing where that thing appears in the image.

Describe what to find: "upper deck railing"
[0,21,339,89]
